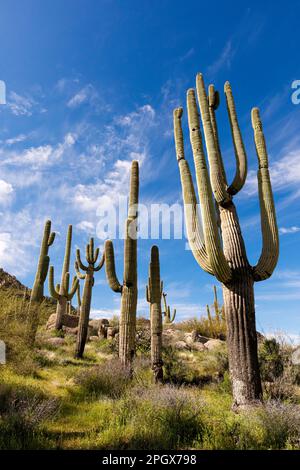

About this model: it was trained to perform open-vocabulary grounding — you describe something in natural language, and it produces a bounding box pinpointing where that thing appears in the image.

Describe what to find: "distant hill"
[0,268,27,290]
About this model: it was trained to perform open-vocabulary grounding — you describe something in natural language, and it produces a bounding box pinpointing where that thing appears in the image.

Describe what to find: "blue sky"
[0,0,300,341]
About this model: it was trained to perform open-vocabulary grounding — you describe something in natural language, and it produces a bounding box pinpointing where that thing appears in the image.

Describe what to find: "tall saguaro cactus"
[162,291,176,324]
[27,220,55,345]
[173,73,279,408]
[48,225,76,330]
[146,246,163,382]
[74,238,105,358]
[105,160,139,366]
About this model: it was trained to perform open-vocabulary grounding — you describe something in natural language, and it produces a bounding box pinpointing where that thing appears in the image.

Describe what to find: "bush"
[74,358,131,399]
[176,316,226,340]
[259,338,284,382]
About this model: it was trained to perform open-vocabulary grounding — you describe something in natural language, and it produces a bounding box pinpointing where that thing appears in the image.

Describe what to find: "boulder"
[174,340,190,351]
[204,339,224,351]
[89,335,99,342]
[107,326,117,340]
[291,346,300,365]
[89,318,109,336]
[45,337,65,346]
[190,342,206,352]
[46,313,79,330]
[63,326,78,335]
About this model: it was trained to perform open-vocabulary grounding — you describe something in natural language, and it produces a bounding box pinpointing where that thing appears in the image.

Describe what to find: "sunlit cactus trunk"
[105,161,139,367]
[27,219,55,346]
[52,225,74,330]
[74,238,105,358]
[173,74,279,408]
[146,246,163,382]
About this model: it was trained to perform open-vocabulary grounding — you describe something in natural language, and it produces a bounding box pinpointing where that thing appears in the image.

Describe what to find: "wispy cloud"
[207,40,236,78]
[279,226,300,235]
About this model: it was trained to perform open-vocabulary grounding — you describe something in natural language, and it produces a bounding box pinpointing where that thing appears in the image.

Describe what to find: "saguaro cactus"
[74,238,105,358]
[105,160,139,366]
[162,291,176,324]
[48,225,76,330]
[173,73,279,408]
[146,246,163,382]
[27,220,55,345]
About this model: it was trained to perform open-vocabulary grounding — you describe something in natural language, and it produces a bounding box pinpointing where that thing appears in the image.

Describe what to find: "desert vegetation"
[0,72,299,450]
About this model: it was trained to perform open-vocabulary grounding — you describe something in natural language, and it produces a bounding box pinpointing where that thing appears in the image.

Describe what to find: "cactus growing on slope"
[173,73,279,408]
[162,291,176,324]
[48,225,77,330]
[105,160,139,366]
[146,246,163,382]
[27,219,55,346]
[74,238,105,358]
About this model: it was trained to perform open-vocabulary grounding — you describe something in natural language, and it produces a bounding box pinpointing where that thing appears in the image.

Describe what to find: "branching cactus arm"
[224,82,248,195]
[252,108,279,281]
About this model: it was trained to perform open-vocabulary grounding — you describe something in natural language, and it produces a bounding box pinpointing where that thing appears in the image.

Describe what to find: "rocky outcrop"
[0,268,27,290]
[46,313,79,330]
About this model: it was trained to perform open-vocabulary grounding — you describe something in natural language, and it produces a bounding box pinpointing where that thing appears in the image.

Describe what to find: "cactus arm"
[160,280,163,297]
[93,247,100,264]
[196,74,231,205]
[76,249,88,271]
[61,225,72,278]
[129,160,139,209]
[94,252,105,272]
[86,243,92,265]
[48,231,56,246]
[63,272,70,295]
[208,84,228,187]
[173,107,213,275]
[48,266,60,300]
[170,308,176,323]
[251,108,279,281]
[66,276,79,300]
[76,282,81,307]
[105,240,122,293]
[186,89,232,283]
[224,82,248,196]
[146,284,150,303]
[39,255,50,283]
[75,261,86,280]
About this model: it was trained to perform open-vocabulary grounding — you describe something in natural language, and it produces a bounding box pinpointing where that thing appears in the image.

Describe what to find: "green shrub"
[74,358,131,399]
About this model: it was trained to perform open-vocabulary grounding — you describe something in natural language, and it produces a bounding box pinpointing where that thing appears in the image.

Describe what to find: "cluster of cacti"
[26,220,56,346]
[206,285,225,338]
[74,238,105,358]
[173,72,279,407]
[146,246,163,382]
[48,225,79,330]
[24,72,279,411]
[162,291,176,324]
[105,160,139,366]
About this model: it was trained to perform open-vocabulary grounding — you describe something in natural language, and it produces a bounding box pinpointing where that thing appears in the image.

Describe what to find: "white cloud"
[7,91,35,116]
[3,134,28,146]
[207,41,236,77]
[0,180,13,204]
[67,84,99,109]
[279,226,300,234]
[76,220,95,233]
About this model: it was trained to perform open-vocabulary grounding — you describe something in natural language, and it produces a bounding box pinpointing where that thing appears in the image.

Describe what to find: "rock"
[45,337,65,346]
[204,339,224,350]
[89,335,99,342]
[174,340,190,351]
[107,326,117,340]
[63,326,78,335]
[291,346,300,365]
[190,342,206,351]
[89,318,109,334]
[0,268,27,290]
[46,313,79,330]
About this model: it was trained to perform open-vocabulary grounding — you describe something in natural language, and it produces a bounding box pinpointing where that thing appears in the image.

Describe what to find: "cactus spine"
[146,246,163,382]
[162,291,176,324]
[173,73,279,407]
[48,225,75,330]
[74,238,105,358]
[27,220,55,345]
[105,160,139,366]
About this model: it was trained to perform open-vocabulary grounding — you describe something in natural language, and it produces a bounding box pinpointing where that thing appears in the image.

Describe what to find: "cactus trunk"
[75,271,93,359]
[220,204,262,406]
[55,225,72,330]
[27,220,55,347]
[146,246,163,382]
[105,161,139,367]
